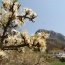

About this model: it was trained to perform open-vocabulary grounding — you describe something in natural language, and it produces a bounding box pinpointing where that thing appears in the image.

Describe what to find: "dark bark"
[1,44,29,50]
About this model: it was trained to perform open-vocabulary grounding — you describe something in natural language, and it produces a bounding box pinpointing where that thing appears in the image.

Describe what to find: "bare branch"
[17,15,35,23]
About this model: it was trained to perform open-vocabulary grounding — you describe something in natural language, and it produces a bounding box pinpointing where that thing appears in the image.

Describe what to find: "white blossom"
[0,50,7,59]
[40,46,46,52]
[11,28,20,35]
[13,19,24,26]
[24,8,33,15]
[0,0,48,53]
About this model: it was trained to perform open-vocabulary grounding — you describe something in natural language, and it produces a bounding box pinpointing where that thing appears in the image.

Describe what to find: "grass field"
[51,62,65,65]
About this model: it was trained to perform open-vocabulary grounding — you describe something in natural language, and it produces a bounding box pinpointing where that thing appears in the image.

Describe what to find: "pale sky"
[19,0,65,35]
[0,0,65,35]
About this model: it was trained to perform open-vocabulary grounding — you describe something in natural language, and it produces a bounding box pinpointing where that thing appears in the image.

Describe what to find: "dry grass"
[0,47,48,65]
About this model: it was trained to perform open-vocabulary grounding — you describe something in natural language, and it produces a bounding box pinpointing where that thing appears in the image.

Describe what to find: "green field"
[51,62,65,65]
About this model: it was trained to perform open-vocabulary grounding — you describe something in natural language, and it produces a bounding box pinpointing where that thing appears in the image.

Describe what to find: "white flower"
[38,39,46,47]
[1,14,8,24]
[0,50,7,59]
[30,12,37,18]
[14,11,18,17]
[2,0,13,4]
[30,39,33,45]
[13,2,21,18]
[13,5,18,11]
[24,8,29,12]
[22,30,28,36]
[8,36,14,44]
[40,46,46,52]
[33,12,37,17]
[13,19,23,26]
[37,33,42,36]
[2,0,8,4]
[14,37,22,44]
[1,10,12,25]
[42,33,50,39]
[25,37,30,43]
[24,8,33,15]
[11,28,20,35]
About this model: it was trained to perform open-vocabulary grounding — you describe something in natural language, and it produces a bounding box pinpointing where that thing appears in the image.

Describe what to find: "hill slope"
[36,29,65,50]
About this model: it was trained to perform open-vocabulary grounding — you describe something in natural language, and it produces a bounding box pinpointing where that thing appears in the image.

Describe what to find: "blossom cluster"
[0,0,49,53]
[0,50,7,59]
[3,29,49,52]
[0,0,37,28]
[30,32,49,52]
[24,8,37,20]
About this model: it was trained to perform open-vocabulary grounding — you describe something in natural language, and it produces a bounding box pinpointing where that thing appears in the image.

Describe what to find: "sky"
[19,0,65,35]
[0,0,65,35]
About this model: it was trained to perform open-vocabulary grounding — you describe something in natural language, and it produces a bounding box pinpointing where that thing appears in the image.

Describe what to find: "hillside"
[36,29,65,50]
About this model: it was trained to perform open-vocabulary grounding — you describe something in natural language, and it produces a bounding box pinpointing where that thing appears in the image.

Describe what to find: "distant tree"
[61,46,65,50]
[0,0,49,57]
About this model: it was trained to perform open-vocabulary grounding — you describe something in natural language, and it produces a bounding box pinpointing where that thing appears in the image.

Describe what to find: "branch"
[0,2,15,47]
[1,42,40,50]
[0,17,12,47]
[17,15,35,23]
[1,44,29,50]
